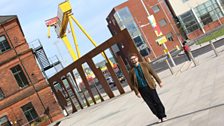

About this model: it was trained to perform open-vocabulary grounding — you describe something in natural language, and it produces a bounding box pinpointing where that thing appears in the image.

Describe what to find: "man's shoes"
[157,117,167,123]
[161,117,167,122]
[157,119,162,123]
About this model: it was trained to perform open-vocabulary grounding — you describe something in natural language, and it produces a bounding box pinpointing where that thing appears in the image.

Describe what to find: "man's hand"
[159,83,163,88]
[136,93,141,98]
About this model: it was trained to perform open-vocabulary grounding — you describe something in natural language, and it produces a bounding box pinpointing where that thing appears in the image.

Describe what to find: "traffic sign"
[156,36,167,45]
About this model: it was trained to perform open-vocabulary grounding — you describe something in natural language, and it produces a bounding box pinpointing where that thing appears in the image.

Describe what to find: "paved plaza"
[51,44,224,126]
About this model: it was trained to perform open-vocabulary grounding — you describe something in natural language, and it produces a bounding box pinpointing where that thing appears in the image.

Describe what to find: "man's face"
[129,55,139,66]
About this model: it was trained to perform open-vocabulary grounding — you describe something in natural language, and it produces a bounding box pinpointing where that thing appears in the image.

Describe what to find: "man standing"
[128,53,167,122]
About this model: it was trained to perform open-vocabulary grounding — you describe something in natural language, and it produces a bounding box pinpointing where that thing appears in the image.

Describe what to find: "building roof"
[0,15,17,25]
[0,15,25,36]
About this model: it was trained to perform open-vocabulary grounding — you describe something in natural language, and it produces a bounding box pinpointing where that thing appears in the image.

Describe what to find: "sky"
[0,0,127,68]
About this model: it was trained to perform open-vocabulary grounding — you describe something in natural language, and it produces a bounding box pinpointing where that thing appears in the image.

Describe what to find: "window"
[166,32,174,41]
[179,10,200,33]
[200,13,213,25]
[115,7,142,38]
[152,5,160,13]
[21,103,38,123]
[11,65,29,88]
[194,0,224,26]
[220,0,224,9]
[0,35,11,54]
[140,48,150,57]
[0,116,11,126]
[117,7,132,21]
[126,21,139,37]
[159,19,167,27]
[114,12,126,30]
[0,88,5,100]
[133,36,144,47]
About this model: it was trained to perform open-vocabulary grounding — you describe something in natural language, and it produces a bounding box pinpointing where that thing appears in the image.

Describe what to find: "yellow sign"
[176,45,180,50]
[163,49,168,54]
[156,36,167,45]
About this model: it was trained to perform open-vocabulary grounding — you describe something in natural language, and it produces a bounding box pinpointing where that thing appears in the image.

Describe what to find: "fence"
[48,29,142,114]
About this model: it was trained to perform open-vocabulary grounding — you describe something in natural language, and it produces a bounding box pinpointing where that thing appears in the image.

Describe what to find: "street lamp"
[140,0,176,66]
[157,0,183,46]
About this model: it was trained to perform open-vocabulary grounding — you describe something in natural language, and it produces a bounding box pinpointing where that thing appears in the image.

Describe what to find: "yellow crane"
[45,0,113,67]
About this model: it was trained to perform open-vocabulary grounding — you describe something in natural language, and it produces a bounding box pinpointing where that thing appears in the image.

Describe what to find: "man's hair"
[128,53,138,59]
[182,40,187,45]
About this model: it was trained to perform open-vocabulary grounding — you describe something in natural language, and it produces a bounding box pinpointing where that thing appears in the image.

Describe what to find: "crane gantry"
[45,0,113,66]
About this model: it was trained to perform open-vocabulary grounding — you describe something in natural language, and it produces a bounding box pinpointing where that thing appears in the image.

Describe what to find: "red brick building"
[106,0,183,60]
[0,16,63,125]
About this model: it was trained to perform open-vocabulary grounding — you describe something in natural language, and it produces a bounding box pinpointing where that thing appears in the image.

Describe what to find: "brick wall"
[0,87,63,125]
[0,17,63,125]
[187,18,224,40]
[107,0,182,60]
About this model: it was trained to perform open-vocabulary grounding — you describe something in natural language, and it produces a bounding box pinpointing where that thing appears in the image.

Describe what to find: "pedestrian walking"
[183,40,191,61]
[128,53,167,123]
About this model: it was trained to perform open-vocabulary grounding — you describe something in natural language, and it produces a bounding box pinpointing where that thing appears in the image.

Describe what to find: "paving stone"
[49,45,224,126]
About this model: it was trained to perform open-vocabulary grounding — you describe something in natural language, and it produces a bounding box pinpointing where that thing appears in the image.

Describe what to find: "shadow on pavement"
[146,103,224,126]
[152,39,224,73]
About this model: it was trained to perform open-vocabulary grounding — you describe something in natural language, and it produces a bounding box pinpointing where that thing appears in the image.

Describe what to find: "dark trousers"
[139,86,166,119]
[184,51,191,61]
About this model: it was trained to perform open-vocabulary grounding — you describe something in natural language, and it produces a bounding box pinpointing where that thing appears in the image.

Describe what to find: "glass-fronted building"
[107,0,182,59]
[113,7,151,57]
[169,0,224,36]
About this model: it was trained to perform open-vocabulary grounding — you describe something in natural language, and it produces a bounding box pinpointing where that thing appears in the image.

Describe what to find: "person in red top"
[183,40,191,61]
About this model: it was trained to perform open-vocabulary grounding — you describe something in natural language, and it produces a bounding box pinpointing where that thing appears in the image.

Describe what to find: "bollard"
[209,41,218,57]
[163,44,176,66]
[176,45,180,50]
[188,51,197,66]
[164,51,174,75]
[94,84,104,102]
[165,59,174,75]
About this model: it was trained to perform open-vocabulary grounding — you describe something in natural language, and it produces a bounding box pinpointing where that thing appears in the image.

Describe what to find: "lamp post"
[157,0,183,46]
[140,0,176,66]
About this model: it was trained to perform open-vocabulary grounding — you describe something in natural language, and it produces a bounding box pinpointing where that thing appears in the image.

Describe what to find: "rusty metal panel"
[105,63,125,94]
[65,75,83,109]
[87,59,114,98]
[77,65,96,104]
[55,90,67,109]
[116,55,133,90]
[48,30,137,84]
[47,29,141,111]
[70,72,90,107]
[58,79,77,113]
